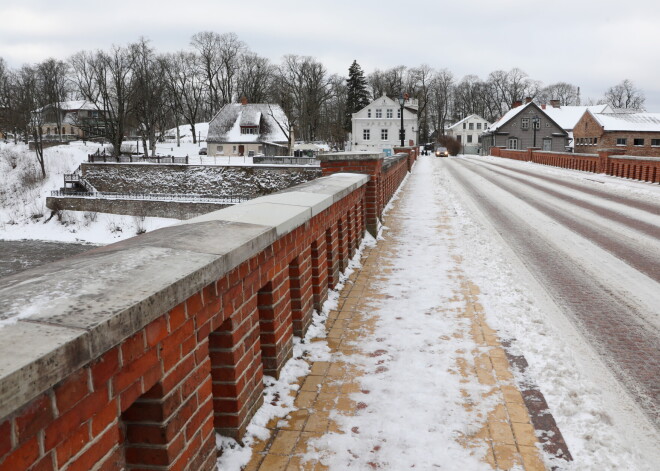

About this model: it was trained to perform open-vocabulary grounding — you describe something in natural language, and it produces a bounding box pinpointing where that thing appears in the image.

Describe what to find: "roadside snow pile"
[0,142,178,244]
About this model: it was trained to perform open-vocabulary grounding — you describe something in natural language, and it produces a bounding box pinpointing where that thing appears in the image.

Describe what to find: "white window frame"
[381,129,388,141]
[616,138,627,146]
[367,109,371,118]
[467,134,473,143]
[386,109,393,118]
[507,138,519,150]
[375,109,382,118]
[521,118,529,129]
[397,109,401,118]
[633,138,645,146]
[363,129,370,141]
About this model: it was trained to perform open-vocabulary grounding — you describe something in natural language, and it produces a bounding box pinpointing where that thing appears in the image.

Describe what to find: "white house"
[445,114,490,154]
[351,94,418,154]
[207,100,290,157]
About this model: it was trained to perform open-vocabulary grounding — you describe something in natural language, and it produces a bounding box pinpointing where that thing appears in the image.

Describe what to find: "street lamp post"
[398,93,406,147]
[532,116,540,147]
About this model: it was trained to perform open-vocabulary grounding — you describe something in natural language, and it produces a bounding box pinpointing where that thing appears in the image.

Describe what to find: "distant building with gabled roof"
[206,99,290,157]
[573,110,660,156]
[445,114,490,154]
[350,94,418,153]
[34,100,106,139]
[482,101,569,153]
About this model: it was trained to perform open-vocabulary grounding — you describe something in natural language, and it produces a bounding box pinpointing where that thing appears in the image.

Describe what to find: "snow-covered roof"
[207,103,289,144]
[542,104,611,130]
[590,112,660,132]
[488,103,534,132]
[36,100,101,113]
[447,114,489,130]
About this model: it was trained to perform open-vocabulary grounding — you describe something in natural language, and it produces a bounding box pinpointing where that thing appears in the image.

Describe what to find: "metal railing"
[88,155,189,164]
[252,156,319,165]
[50,190,247,204]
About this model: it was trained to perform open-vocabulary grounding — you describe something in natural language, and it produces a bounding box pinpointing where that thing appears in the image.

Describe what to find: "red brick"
[91,399,118,437]
[55,422,88,467]
[114,348,158,393]
[15,394,53,444]
[0,420,11,458]
[65,426,120,471]
[54,369,90,414]
[0,436,39,471]
[91,348,120,390]
[168,303,187,331]
[145,316,168,348]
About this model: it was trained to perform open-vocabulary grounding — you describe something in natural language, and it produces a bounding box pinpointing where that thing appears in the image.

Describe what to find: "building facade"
[573,110,660,156]
[445,114,490,154]
[351,94,418,153]
[35,101,106,139]
[482,102,569,154]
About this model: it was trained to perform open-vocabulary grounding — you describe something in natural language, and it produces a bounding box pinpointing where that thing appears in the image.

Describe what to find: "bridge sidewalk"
[237,158,568,470]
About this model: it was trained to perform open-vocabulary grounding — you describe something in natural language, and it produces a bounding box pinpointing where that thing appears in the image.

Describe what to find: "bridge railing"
[49,190,247,204]
[0,159,417,470]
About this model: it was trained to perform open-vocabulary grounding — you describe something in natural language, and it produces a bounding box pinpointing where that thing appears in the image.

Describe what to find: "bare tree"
[131,38,168,156]
[367,65,407,99]
[538,82,579,106]
[162,51,206,145]
[70,45,137,156]
[36,58,70,141]
[602,79,645,110]
[236,52,273,104]
[428,69,454,139]
[408,64,434,143]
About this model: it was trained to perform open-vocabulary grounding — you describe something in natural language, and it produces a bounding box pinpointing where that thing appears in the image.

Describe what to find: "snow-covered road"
[438,154,660,467]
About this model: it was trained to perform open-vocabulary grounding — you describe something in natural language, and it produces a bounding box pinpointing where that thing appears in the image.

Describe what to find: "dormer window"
[240,126,258,135]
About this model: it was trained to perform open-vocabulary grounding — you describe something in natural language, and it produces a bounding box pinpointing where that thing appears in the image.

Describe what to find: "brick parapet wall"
[490,147,659,184]
[0,172,381,471]
[318,149,417,236]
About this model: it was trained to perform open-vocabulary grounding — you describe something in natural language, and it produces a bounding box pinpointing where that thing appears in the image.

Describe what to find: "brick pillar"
[209,293,263,440]
[394,146,416,172]
[527,147,539,162]
[319,152,384,237]
[337,216,348,271]
[257,269,293,378]
[289,247,314,337]
[310,236,329,310]
[122,347,216,470]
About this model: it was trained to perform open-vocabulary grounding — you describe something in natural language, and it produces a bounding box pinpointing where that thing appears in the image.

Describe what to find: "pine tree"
[345,60,370,131]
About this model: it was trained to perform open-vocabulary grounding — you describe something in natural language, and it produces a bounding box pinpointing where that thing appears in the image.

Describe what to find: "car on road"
[198,147,207,155]
[435,146,449,157]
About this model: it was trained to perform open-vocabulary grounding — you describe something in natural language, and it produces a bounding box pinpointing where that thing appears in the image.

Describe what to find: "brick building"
[573,110,660,156]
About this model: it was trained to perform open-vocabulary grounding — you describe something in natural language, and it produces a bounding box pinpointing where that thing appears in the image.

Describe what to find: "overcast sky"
[2,0,659,110]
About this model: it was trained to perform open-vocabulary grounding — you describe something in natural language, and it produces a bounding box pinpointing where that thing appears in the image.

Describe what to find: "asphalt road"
[442,156,660,428]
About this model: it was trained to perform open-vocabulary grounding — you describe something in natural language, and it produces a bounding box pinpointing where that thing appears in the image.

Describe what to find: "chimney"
[240,96,248,105]
[512,100,523,108]
[541,104,546,110]
[550,99,560,108]
[525,97,532,104]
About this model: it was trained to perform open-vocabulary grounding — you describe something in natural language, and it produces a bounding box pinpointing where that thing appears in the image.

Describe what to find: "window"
[588,138,593,145]
[240,126,258,134]
[477,123,482,130]
[467,135,473,143]
[397,109,401,118]
[534,119,541,129]
[456,135,461,143]
[375,109,382,118]
[469,123,474,130]
[616,138,627,146]
[217,145,224,153]
[507,138,518,150]
[381,129,388,140]
[594,138,598,145]
[233,145,237,153]
[521,118,529,129]
[367,109,371,118]
[652,139,660,146]
[363,129,370,140]
[386,109,393,118]
[462,123,466,129]
[634,138,644,146]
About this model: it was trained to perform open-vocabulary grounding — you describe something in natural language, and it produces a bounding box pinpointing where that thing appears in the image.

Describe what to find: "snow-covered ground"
[0,141,178,244]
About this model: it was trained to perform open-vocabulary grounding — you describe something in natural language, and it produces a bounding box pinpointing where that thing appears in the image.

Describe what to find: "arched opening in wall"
[346,208,354,258]
[326,227,338,288]
[337,218,346,272]
[310,238,327,311]
[257,274,293,379]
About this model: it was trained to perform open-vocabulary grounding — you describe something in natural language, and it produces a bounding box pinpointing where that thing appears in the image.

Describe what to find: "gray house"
[482,102,569,154]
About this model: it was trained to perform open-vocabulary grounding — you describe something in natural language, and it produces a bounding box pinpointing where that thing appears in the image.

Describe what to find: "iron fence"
[50,190,247,204]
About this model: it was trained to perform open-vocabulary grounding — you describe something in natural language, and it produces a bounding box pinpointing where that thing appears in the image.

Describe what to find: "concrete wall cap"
[609,155,660,161]
[317,151,384,162]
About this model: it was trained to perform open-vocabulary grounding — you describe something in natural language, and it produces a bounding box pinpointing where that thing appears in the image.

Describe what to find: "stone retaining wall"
[81,163,322,198]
